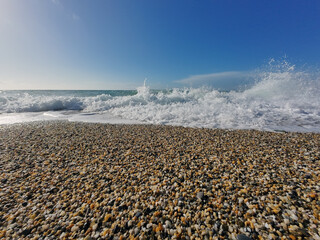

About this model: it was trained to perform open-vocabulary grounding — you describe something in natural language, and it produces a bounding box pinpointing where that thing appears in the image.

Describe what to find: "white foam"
[0,61,319,132]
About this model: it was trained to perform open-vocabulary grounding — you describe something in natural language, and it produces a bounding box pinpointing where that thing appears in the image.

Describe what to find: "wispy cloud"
[176,71,255,90]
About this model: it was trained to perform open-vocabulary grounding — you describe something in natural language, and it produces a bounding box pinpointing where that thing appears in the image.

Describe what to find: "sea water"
[1,62,320,132]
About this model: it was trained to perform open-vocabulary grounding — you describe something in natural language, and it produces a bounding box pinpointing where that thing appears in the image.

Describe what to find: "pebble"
[196,191,204,200]
[0,121,319,239]
[237,234,253,240]
[165,220,172,228]
[71,225,79,232]
[135,211,142,218]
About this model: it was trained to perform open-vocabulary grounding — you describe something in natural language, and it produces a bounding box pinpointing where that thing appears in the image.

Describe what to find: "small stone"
[59,232,67,239]
[288,225,299,234]
[101,228,109,237]
[112,224,120,234]
[197,191,204,200]
[289,235,296,240]
[155,223,163,232]
[71,225,79,232]
[1,178,8,184]
[41,224,49,232]
[178,196,185,201]
[21,228,32,236]
[92,223,98,231]
[134,227,140,236]
[169,229,175,235]
[304,173,312,179]
[237,234,252,240]
[135,211,142,218]
[187,227,192,236]
[309,192,317,198]
[165,220,172,228]
[48,187,58,194]
[103,214,112,222]
[222,224,228,232]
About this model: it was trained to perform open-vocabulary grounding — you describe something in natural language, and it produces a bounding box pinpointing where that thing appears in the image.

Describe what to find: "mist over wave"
[1,61,320,132]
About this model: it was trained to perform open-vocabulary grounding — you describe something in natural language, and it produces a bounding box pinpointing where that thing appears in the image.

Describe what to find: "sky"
[0,0,320,90]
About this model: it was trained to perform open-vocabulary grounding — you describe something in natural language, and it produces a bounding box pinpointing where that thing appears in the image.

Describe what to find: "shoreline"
[0,121,319,239]
[0,119,318,134]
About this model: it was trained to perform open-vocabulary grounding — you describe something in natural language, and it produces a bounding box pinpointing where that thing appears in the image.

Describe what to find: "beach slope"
[0,122,319,239]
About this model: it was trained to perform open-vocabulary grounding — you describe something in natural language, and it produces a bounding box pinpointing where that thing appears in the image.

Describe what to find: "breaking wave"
[1,60,320,132]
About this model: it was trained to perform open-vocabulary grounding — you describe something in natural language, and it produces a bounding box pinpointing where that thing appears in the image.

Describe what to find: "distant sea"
[1,65,320,132]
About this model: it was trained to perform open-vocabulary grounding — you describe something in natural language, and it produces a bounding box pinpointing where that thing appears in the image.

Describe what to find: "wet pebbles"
[0,121,319,239]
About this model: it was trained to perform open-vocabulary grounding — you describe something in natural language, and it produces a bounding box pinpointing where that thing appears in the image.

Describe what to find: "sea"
[1,63,320,133]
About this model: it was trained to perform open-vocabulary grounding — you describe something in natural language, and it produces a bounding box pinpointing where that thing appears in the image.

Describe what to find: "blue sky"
[0,0,319,90]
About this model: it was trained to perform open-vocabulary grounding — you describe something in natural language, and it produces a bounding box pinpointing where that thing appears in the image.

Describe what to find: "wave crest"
[1,60,320,132]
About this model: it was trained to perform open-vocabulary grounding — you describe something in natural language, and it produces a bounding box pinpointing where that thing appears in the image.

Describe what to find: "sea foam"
[1,61,319,132]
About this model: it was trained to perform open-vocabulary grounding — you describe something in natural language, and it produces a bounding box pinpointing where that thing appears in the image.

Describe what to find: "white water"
[1,62,320,132]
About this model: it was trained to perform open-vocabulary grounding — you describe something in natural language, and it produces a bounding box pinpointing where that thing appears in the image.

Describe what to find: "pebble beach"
[0,121,319,240]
